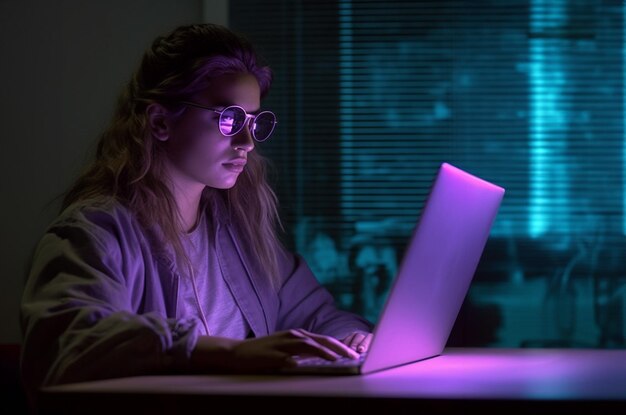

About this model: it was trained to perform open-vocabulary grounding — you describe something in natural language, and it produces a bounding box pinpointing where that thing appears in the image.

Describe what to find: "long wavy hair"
[60,23,284,284]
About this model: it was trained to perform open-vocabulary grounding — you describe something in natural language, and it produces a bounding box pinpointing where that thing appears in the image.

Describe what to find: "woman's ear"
[146,103,172,142]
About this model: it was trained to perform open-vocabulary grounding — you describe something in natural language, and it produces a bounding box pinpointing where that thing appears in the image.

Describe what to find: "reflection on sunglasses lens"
[253,113,275,141]
[219,107,275,141]
[220,116,235,135]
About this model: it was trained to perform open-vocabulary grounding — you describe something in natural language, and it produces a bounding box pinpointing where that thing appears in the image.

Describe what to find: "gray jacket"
[20,194,372,398]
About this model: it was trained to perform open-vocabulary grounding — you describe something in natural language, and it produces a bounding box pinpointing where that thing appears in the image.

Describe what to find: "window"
[230,0,626,347]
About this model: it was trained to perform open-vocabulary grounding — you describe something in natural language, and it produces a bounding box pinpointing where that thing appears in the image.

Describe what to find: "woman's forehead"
[199,73,261,111]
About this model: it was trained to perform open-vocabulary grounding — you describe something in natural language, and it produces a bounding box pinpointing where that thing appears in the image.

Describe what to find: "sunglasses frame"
[178,100,277,142]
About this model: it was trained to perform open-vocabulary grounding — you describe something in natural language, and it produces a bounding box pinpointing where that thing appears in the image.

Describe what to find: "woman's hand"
[189,328,360,373]
[341,331,373,354]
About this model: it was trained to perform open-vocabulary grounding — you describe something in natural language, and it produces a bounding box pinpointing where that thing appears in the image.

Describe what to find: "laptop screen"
[361,163,505,374]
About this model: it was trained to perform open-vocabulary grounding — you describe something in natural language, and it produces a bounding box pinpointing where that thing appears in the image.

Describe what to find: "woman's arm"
[274,245,375,341]
[20,210,200,400]
[189,328,361,373]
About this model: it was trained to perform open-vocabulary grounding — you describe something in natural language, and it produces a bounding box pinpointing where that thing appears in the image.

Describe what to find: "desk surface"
[40,347,626,414]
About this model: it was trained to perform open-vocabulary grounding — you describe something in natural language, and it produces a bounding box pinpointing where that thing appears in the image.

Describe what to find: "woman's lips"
[222,159,246,173]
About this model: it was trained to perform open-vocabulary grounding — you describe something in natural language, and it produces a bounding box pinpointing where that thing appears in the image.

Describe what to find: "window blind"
[230,0,626,347]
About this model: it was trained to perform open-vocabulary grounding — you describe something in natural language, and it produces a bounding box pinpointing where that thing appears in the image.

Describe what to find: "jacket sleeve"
[274,244,374,339]
[20,208,201,399]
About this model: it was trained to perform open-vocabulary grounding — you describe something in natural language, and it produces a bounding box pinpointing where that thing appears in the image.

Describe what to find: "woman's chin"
[209,177,239,190]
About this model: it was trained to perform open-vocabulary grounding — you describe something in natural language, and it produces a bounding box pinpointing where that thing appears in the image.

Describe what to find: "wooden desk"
[39,347,626,414]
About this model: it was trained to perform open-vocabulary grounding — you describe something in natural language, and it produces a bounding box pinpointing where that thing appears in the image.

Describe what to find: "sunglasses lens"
[252,112,277,141]
[219,107,247,135]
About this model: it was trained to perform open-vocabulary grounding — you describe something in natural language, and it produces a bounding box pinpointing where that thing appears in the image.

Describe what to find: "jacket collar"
[144,189,271,337]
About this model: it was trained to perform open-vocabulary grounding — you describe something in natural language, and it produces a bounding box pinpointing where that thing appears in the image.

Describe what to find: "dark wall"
[0,0,224,343]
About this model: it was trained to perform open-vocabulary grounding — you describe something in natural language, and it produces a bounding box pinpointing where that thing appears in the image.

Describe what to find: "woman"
[20,23,373,401]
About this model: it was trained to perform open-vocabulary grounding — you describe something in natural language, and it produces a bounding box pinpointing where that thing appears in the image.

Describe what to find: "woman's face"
[159,72,261,190]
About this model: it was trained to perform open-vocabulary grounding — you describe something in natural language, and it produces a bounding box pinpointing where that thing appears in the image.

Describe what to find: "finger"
[356,333,373,353]
[347,333,366,350]
[341,333,358,348]
[278,338,342,361]
[297,329,360,359]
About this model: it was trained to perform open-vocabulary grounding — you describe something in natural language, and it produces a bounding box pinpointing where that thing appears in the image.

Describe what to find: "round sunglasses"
[178,101,277,142]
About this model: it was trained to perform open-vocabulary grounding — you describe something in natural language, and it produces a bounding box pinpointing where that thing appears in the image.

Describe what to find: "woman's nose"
[232,121,255,152]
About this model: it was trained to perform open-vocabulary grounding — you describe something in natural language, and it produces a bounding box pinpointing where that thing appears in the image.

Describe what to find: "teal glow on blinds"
[230,1,349,253]
[231,1,624,251]
[230,0,626,346]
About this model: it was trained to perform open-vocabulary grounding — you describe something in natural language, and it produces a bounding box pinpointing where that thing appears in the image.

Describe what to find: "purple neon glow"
[359,348,623,399]
[219,113,236,134]
[43,348,626,401]
[361,162,505,374]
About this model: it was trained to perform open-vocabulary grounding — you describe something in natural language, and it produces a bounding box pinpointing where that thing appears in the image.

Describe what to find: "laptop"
[281,162,505,375]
